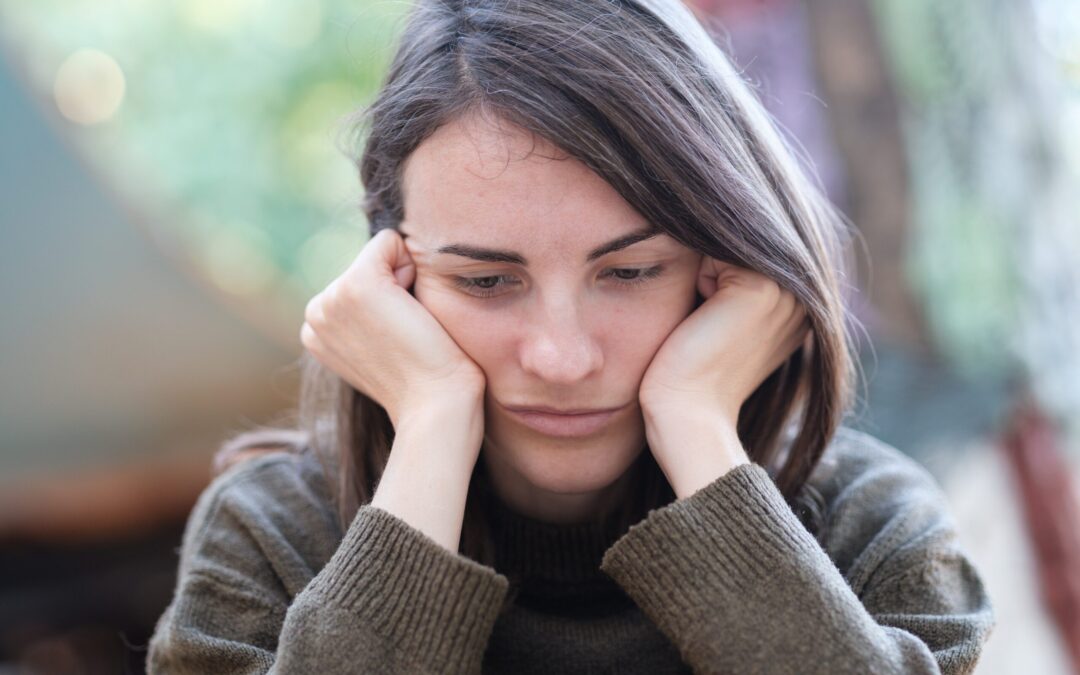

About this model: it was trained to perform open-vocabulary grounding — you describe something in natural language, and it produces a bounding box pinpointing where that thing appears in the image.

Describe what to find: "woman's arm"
[599,433,995,675]
[146,415,507,674]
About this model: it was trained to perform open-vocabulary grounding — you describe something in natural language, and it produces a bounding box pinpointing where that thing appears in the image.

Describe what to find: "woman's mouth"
[500,403,624,438]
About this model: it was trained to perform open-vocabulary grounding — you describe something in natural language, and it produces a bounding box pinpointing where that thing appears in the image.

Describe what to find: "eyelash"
[451,266,666,299]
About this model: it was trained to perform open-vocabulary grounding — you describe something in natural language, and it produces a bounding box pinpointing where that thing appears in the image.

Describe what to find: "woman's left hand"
[638,256,810,497]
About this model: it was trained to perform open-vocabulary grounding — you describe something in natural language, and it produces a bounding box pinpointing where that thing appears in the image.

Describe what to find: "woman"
[147,0,995,672]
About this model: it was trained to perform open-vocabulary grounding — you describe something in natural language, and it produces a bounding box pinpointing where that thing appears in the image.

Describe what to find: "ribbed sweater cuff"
[599,462,828,642]
[309,504,509,673]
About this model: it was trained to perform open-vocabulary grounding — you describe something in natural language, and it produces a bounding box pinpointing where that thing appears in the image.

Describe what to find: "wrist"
[641,403,748,499]
[640,393,739,429]
[373,395,484,552]
[396,395,484,466]
[398,386,484,433]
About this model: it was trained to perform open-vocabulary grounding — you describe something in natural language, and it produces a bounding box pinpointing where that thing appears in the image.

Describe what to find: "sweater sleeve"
[147,456,508,674]
[598,452,995,675]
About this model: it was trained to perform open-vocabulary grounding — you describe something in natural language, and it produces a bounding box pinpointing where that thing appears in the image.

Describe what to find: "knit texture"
[146,427,994,673]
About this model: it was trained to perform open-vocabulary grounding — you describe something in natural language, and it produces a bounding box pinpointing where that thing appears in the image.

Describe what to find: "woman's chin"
[485,434,643,495]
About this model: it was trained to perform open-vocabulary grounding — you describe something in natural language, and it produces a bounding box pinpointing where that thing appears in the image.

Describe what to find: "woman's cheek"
[625,297,685,362]
[412,278,497,363]
[411,277,462,334]
[628,277,701,362]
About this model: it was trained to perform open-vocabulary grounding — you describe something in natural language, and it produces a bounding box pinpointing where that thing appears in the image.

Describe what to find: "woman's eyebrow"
[433,225,661,265]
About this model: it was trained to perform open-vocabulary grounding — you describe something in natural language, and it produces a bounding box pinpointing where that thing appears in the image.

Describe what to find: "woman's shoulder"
[771,423,941,495]
[176,444,344,597]
[809,425,946,499]
[802,426,964,583]
[206,442,336,514]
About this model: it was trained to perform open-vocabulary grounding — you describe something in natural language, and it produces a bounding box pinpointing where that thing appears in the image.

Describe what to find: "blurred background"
[0,0,1078,673]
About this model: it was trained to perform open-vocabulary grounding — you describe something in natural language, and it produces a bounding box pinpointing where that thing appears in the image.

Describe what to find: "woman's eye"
[451,275,518,298]
[451,265,664,299]
[607,266,664,283]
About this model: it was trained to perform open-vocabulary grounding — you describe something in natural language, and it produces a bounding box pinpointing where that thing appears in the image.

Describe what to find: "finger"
[697,257,745,300]
[382,229,416,287]
[303,293,325,327]
[783,318,812,356]
[394,254,417,289]
[785,297,807,329]
[299,321,321,352]
[348,228,395,277]
[766,319,810,374]
[366,228,418,289]
[696,256,720,299]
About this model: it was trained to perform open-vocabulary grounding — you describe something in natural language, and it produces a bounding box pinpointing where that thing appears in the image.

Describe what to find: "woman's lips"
[502,404,623,438]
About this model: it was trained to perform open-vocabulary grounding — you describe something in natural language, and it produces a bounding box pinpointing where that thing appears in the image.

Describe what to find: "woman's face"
[399,112,702,523]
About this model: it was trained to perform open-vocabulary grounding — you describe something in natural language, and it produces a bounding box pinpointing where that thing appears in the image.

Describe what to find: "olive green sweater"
[146,427,994,673]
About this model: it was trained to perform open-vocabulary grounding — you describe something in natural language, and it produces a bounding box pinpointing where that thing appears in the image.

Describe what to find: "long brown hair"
[215,0,860,565]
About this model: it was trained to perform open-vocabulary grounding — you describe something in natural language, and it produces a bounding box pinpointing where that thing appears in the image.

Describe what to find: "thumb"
[393,233,417,289]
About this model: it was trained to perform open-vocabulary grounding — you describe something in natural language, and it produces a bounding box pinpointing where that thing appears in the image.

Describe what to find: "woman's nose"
[518,304,604,385]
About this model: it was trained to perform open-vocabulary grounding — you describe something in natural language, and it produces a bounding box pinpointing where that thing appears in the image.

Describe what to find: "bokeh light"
[0,0,407,345]
[53,48,126,125]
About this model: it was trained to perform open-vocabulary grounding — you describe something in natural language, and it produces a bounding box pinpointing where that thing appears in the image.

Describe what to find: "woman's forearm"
[370,396,485,552]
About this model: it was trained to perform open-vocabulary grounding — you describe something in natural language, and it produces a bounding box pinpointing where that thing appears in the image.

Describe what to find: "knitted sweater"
[146,426,994,673]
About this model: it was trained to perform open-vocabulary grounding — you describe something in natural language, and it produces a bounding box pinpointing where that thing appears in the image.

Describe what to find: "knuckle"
[325,277,365,314]
[329,277,368,314]
[304,294,326,327]
[299,322,319,350]
[357,229,391,263]
[765,279,782,299]
[747,272,779,298]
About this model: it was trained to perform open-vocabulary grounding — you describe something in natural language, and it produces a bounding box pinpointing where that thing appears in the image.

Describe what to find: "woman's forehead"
[400,116,654,251]
[407,112,568,173]
[402,116,591,204]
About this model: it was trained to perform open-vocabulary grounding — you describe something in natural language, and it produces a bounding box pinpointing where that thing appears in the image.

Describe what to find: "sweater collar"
[475,469,642,615]
[479,479,630,585]
[467,451,676,615]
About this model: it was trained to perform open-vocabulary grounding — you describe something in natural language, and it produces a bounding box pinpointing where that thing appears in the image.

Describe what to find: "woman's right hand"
[300,228,486,429]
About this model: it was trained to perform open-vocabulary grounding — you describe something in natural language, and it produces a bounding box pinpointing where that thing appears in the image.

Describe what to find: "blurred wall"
[0,47,298,490]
